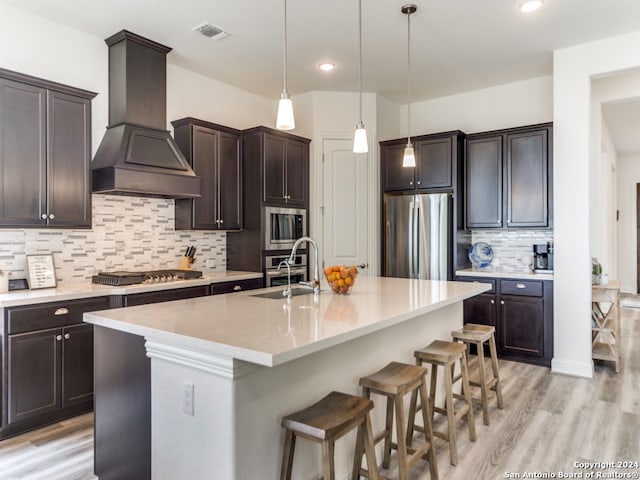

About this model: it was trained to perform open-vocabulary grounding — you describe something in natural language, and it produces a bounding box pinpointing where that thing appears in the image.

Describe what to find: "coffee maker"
[533,242,554,272]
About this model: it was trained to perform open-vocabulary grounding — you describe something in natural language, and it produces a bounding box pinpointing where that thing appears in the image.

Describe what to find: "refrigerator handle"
[408,199,414,279]
[412,197,419,279]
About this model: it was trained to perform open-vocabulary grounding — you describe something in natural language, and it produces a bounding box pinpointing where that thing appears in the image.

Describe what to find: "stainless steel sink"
[251,287,315,299]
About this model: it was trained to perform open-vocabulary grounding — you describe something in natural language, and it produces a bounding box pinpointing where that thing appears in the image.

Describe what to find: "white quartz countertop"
[0,270,262,308]
[456,268,554,281]
[84,276,490,367]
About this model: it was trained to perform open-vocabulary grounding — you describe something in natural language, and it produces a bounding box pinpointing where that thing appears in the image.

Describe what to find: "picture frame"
[26,254,57,289]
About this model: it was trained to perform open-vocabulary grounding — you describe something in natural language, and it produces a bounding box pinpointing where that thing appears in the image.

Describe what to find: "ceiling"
[3,0,640,154]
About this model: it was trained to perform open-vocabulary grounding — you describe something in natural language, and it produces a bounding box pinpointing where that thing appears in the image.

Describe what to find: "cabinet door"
[381,143,415,191]
[463,293,497,327]
[0,78,47,226]
[191,126,220,230]
[284,139,308,206]
[500,295,544,357]
[465,136,502,228]
[416,137,452,190]
[218,130,242,229]
[47,90,92,227]
[62,323,94,408]
[505,129,548,227]
[264,134,286,204]
[8,328,61,424]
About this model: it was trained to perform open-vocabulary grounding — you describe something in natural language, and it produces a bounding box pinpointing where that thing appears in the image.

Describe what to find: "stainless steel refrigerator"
[384,192,451,280]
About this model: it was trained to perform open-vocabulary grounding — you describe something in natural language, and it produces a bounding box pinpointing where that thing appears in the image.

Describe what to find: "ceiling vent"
[192,22,229,40]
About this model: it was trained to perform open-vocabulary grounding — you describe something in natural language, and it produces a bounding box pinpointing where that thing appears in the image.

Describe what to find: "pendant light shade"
[276,0,295,130]
[352,0,368,153]
[402,4,416,168]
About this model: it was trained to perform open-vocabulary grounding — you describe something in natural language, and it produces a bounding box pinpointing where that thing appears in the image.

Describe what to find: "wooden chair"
[408,340,476,466]
[353,361,438,480]
[451,323,504,425]
[280,390,379,480]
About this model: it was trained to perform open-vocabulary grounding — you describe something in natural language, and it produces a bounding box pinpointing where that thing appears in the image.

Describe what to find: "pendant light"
[402,4,417,168]
[353,0,368,153]
[276,0,295,130]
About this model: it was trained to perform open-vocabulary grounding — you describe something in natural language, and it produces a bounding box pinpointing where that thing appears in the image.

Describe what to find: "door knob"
[357,263,368,269]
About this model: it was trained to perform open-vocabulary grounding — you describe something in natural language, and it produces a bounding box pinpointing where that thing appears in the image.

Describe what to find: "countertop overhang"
[456,268,554,281]
[84,276,489,367]
[0,270,262,308]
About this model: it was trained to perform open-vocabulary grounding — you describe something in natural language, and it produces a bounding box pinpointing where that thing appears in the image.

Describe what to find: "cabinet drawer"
[124,285,210,307]
[211,278,263,295]
[500,280,543,297]
[456,276,496,294]
[7,296,112,334]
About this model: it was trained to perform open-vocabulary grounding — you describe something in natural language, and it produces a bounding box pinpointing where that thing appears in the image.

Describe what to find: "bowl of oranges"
[323,265,358,294]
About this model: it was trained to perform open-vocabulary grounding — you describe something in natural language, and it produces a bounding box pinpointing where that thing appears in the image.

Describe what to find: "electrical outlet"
[182,381,194,416]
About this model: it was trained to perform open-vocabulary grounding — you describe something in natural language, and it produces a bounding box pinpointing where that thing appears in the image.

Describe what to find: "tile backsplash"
[471,230,554,271]
[0,195,226,284]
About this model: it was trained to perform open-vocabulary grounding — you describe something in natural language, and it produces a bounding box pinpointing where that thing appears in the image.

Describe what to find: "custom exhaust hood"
[92,30,200,199]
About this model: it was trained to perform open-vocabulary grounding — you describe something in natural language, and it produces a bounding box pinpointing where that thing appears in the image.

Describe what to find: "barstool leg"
[443,363,458,465]
[489,334,504,409]
[459,354,477,442]
[476,339,490,425]
[406,387,419,447]
[322,440,335,480]
[362,414,380,480]
[382,395,394,469]
[280,430,296,480]
[351,417,365,479]
[418,381,439,480]
[394,393,409,480]
[429,362,438,423]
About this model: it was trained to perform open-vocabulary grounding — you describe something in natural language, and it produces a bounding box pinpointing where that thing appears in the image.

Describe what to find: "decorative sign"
[26,254,57,289]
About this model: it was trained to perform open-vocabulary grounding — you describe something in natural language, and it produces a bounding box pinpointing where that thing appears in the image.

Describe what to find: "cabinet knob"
[490,299,495,304]
[501,300,505,305]
[416,181,421,185]
[49,213,55,220]
[409,181,414,186]
[64,333,70,340]
[56,335,62,341]
[516,283,526,289]
[233,285,242,291]
[41,213,48,220]
[54,308,69,316]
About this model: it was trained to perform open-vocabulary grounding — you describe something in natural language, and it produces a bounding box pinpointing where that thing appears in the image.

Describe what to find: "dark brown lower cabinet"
[1,296,112,439]
[458,275,553,367]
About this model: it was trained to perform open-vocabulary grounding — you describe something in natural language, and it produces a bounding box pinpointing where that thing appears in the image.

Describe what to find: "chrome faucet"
[277,260,292,299]
[288,236,321,296]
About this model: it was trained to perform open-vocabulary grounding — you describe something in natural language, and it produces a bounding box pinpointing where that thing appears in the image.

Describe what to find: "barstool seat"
[353,361,438,480]
[408,340,476,466]
[280,391,379,480]
[451,323,504,425]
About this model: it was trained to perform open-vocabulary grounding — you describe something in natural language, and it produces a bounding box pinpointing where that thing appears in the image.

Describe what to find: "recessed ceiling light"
[519,0,543,13]
[318,63,336,72]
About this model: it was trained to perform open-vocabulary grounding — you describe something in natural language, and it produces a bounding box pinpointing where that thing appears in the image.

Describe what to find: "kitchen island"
[84,276,489,479]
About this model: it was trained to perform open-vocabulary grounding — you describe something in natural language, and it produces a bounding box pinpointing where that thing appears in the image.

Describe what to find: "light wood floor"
[1,307,638,480]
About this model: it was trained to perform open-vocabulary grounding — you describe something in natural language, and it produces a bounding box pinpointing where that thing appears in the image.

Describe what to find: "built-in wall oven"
[264,207,306,250]
[264,254,307,287]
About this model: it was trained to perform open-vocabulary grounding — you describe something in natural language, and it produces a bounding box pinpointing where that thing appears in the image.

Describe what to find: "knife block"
[178,256,192,270]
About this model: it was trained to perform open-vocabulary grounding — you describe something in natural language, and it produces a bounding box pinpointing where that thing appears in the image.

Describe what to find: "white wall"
[616,154,640,293]
[398,75,553,137]
[553,31,640,378]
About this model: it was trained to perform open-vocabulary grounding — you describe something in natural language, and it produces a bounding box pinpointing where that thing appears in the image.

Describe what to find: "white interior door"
[321,138,370,275]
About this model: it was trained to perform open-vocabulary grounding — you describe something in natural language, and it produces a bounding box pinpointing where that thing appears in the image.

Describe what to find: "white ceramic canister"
[0,270,8,294]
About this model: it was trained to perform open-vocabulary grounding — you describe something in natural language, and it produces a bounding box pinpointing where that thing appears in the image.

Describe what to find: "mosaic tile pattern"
[0,195,226,284]
[471,230,554,272]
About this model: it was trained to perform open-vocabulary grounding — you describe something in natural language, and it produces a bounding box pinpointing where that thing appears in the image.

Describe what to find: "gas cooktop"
[92,270,203,286]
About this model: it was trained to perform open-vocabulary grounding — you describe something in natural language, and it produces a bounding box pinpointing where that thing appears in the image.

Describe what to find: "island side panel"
[145,301,462,479]
[94,326,151,480]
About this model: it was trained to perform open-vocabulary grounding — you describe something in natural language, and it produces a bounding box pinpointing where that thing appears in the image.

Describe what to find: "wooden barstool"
[451,323,504,425]
[280,391,379,480]
[407,340,476,466]
[353,361,438,480]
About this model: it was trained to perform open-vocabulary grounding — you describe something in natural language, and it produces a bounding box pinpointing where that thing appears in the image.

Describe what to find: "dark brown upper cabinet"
[173,118,242,231]
[0,69,96,228]
[465,123,553,229]
[244,126,310,208]
[380,131,464,192]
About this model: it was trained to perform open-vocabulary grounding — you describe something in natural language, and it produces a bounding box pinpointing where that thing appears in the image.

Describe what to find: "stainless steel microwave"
[264,207,307,250]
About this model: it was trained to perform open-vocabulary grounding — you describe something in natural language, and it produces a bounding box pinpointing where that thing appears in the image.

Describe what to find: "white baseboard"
[551,357,593,378]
